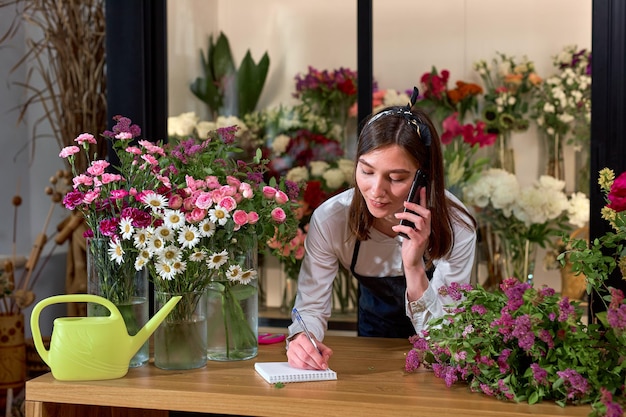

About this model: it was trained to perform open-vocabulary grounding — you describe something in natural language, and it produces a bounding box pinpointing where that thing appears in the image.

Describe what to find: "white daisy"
[207,250,229,269]
[189,250,206,262]
[238,269,257,285]
[142,191,168,211]
[177,225,200,249]
[155,261,176,280]
[226,264,243,283]
[108,239,125,264]
[148,235,165,253]
[133,228,151,249]
[209,205,230,226]
[158,245,182,264]
[134,256,148,271]
[170,260,187,275]
[155,225,175,242]
[163,209,185,230]
[197,219,216,238]
[119,217,134,240]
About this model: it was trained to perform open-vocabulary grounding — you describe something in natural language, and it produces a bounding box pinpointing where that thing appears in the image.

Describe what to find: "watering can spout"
[130,295,181,354]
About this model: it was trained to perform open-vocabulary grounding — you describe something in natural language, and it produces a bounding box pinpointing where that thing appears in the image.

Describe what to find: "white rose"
[286,166,310,184]
[271,134,291,155]
[322,168,346,190]
[309,161,330,177]
[168,112,199,137]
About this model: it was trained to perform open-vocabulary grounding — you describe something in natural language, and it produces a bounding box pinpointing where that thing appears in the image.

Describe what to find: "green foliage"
[190,32,269,119]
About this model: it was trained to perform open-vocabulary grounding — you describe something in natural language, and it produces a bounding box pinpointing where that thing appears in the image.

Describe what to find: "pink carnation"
[74,133,97,144]
[72,174,93,188]
[87,160,110,176]
[101,173,122,184]
[271,207,287,223]
[125,146,142,155]
[83,189,101,204]
[59,146,80,158]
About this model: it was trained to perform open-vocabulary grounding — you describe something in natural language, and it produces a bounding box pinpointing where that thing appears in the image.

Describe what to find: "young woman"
[286,90,477,370]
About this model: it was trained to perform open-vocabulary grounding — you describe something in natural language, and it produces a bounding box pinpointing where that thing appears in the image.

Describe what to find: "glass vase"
[332,265,358,314]
[206,238,258,361]
[543,131,565,181]
[492,131,515,174]
[154,290,208,370]
[87,237,149,368]
[502,238,538,286]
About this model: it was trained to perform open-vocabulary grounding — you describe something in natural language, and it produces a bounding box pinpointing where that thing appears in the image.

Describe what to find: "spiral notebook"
[254,362,337,384]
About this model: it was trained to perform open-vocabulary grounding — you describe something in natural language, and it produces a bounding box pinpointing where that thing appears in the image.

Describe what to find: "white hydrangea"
[567,192,591,228]
[309,160,330,177]
[168,112,199,137]
[271,134,291,154]
[285,166,309,184]
[322,168,347,190]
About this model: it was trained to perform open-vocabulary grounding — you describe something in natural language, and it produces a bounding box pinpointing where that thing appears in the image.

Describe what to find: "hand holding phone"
[398,170,428,239]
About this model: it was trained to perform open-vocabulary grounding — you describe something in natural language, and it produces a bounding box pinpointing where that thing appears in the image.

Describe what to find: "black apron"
[349,239,432,338]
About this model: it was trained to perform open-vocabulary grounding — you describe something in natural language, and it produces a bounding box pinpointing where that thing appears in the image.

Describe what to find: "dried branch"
[0,0,108,172]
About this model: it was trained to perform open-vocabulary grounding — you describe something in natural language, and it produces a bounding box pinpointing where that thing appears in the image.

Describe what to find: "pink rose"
[294,245,305,260]
[74,133,97,145]
[226,176,241,188]
[195,192,214,210]
[186,208,207,223]
[219,196,237,212]
[183,197,195,211]
[59,146,80,158]
[233,210,248,226]
[271,207,287,224]
[239,183,253,199]
[263,186,277,199]
[275,190,289,205]
[247,211,259,224]
[168,193,184,209]
[220,185,237,197]
[205,175,220,189]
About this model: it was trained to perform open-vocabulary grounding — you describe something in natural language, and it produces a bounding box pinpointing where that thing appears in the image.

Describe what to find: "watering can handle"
[30,294,121,361]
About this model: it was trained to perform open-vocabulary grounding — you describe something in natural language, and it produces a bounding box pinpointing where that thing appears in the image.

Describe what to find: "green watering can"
[30,294,181,381]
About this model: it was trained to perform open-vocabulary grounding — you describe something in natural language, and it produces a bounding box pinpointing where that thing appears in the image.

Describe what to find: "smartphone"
[398,170,428,239]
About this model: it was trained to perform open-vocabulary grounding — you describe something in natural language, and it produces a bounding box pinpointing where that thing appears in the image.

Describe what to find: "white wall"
[167,0,591,298]
[0,1,592,312]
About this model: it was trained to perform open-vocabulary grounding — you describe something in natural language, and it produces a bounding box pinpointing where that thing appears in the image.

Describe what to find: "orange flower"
[528,73,542,86]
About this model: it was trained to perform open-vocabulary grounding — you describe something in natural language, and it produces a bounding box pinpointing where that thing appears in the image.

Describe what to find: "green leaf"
[230,283,257,301]
[236,51,270,116]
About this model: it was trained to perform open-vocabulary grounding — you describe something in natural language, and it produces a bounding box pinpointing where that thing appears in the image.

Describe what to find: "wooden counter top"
[25,335,591,417]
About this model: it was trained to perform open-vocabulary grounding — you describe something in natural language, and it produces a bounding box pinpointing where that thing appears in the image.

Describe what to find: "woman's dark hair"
[347,106,476,264]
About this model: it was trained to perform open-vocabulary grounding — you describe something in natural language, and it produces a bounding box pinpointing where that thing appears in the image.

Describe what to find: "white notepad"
[254,362,337,384]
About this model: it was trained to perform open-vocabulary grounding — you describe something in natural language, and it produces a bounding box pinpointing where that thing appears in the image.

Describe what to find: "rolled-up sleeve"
[405,215,476,332]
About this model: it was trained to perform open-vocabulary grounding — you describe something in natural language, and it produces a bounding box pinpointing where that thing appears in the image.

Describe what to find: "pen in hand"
[291,307,321,355]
